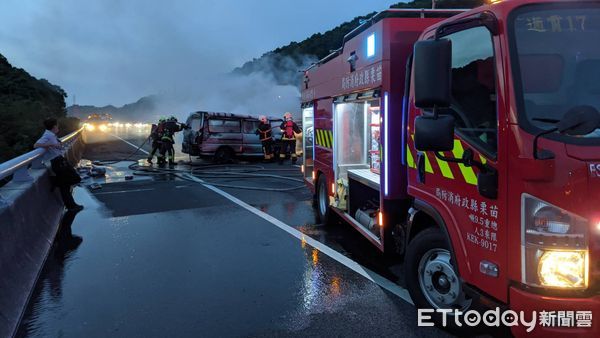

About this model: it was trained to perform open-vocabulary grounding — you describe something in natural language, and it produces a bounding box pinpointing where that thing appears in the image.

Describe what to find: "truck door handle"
[417,152,426,184]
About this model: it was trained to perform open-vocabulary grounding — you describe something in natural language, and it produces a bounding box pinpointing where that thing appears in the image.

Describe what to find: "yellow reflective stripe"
[410,135,433,174]
[315,129,334,149]
[423,153,434,174]
[479,154,487,165]
[406,145,416,168]
[317,129,324,147]
[452,140,478,185]
[435,152,454,179]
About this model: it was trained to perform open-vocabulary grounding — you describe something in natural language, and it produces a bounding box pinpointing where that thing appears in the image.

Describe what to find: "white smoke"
[67,54,317,124]
[149,54,317,122]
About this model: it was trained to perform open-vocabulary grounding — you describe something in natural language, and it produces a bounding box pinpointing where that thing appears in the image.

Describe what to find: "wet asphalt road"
[16,129,455,337]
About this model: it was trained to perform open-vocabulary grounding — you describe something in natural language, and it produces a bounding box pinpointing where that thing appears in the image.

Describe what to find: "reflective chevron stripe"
[406,145,416,168]
[451,140,478,185]
[410,135,433,173]
[405,137,482,186]
[316,129,323,147]
[315,129,333,149]
[435,153,455,179]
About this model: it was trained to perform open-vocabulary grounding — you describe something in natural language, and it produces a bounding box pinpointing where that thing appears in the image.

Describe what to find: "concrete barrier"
[0,134,85,338]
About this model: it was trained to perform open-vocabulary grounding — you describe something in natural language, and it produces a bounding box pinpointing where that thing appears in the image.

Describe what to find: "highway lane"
[84,129,406,282]
[17,129,455,337]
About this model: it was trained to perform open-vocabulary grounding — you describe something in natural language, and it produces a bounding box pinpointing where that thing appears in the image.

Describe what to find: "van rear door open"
[182,112,205,155]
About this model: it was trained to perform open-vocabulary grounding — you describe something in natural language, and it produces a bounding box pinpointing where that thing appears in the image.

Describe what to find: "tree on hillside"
[0,53,77,162]
[233,13,376,81]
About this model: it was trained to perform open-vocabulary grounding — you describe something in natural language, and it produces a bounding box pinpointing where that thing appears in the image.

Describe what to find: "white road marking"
[109,133,150,155]
[115,136,414,305]
[187,174,414,305]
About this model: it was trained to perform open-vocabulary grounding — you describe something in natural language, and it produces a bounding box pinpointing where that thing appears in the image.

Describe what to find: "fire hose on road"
[86,136,306,192]
[128,163,306,192]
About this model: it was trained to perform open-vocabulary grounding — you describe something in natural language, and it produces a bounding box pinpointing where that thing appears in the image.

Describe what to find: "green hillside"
[233,0,485,85]
[0,54,78,162]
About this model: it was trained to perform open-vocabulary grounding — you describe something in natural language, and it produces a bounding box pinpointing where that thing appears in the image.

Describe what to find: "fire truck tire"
[316,174,331,224]
[214,147,234,163]
[405,227,477,332]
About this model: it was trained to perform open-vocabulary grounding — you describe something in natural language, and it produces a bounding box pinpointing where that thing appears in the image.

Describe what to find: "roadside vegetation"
[0,54,78,162]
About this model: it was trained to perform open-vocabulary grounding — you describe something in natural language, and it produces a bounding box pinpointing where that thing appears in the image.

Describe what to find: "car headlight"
[521,194,589,289]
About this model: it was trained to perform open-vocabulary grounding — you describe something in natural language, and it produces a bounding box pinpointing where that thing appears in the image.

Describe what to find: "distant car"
[182,111,284,162]
[87,113,112,123]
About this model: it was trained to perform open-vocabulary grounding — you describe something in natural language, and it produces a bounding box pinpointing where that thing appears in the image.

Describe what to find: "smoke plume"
[151,53,317,122]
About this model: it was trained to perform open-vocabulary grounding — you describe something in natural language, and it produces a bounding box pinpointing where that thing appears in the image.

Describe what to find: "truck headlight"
[521,194,589,289]
[538,250,588,288]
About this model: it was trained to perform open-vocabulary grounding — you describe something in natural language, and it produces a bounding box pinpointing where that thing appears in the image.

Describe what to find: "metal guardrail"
[0,127,84,182]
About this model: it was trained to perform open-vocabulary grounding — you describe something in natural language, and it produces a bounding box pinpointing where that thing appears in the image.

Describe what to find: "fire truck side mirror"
[413,39,451,109]
[414,115,455,152]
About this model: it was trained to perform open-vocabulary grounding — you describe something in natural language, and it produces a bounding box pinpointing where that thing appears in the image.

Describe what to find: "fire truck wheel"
[405,227,475,329]
[316,174,331,224]
[214,147,234,163]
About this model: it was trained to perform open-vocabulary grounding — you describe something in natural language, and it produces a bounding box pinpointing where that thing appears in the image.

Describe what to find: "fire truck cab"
[302,2,600,337]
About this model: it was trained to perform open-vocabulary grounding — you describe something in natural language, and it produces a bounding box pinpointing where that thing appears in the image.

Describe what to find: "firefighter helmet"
[283,112,293,121]
[259,115,268,123]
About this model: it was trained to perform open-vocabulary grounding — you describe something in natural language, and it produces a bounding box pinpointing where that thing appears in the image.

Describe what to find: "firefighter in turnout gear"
[159,116,189,166]
[255,115,273,162]
[147,117,165,164]
[279,112,301,164]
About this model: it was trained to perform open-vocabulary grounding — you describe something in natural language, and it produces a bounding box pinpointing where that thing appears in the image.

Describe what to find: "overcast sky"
[0,0,402,107]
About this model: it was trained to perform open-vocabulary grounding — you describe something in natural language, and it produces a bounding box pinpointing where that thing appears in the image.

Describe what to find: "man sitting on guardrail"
[34,118,83,211]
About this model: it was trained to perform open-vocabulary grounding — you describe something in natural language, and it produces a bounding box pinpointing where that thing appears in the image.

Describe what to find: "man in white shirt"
[34,118,83,211]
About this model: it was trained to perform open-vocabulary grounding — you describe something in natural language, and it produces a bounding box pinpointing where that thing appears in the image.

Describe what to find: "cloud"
[0,0,397,108]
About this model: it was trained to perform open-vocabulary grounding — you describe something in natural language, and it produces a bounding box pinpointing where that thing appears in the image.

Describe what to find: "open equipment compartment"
[333,96,382,239]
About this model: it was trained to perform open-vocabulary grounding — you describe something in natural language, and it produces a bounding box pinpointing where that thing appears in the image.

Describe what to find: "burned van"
[182,112,283,162]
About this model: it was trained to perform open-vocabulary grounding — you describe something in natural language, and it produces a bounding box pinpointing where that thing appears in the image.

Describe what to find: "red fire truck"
[301,1,599,336]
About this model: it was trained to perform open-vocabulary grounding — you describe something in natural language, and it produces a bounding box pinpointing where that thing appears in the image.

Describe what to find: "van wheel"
[214,147,234,163]
[316,174,331,224]
[405,228,474,330]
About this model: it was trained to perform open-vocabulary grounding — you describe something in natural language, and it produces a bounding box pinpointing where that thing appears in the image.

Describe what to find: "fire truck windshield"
[510,4,600,142]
